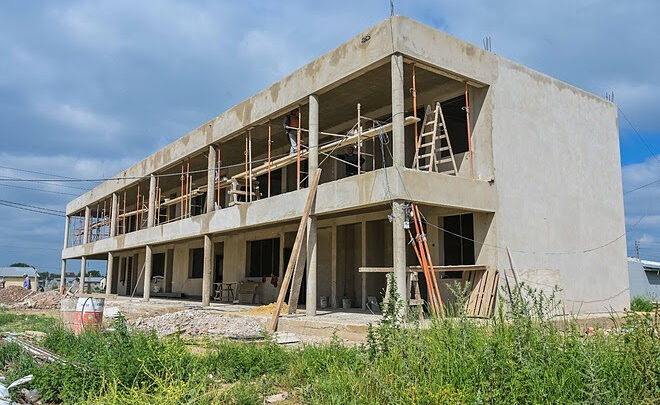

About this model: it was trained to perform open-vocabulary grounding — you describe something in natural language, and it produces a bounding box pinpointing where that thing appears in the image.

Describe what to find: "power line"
[618,106,660,166]
[0,183,79,197]
[0,164,81,181]
[0,199,65,217]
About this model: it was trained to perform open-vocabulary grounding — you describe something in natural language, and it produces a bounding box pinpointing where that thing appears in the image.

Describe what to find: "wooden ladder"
[413,102,458,175]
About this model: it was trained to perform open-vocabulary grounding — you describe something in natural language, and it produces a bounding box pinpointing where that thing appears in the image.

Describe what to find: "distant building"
[627,258,660,300]
[0,267,38,290]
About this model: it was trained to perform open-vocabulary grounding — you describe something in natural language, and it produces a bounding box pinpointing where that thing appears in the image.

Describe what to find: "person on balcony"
[339,146,365,176]
[283,109,300,155]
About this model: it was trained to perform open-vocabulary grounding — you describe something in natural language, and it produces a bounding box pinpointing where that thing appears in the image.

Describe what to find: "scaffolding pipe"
[248,129,253,202]
[412,63,419,148]
[357,103,361,175]
[216,145,221,208]
[297,107,301,190]
[244,133,248,201]
[267,121,271,198]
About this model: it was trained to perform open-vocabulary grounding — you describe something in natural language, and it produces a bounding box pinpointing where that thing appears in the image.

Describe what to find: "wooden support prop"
[465,81,473,176]
[267,169,322,333]
[296,108,301,190]
[286,233,307,314]
[267,121,272,198]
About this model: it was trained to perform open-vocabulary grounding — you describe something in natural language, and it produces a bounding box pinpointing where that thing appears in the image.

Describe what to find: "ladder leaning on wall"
[412,102,458,175]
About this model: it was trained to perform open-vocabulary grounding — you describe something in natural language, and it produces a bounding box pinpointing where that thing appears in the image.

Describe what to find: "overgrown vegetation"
[631,295,656,312]
[0,283,657,404]
[0,308,57,333]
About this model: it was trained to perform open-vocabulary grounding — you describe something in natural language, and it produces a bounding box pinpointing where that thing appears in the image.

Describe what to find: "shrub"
[630,295,655,312]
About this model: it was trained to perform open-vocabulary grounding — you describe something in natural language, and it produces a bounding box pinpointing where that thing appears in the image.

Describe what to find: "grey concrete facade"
[61,16,628,314]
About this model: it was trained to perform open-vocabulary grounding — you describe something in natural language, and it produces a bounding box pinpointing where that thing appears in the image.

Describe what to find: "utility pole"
[635,240,640,259]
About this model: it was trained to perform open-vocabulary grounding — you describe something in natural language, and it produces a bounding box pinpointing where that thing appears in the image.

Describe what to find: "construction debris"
[132,309,265,339]
[0,287,33,306]
[239,303,291,316]
[3,335,66,364]
[13,290,63,309]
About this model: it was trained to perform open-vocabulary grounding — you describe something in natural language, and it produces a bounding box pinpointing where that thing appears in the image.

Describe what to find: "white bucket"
[319,296,329,309]
[342,298,352,309]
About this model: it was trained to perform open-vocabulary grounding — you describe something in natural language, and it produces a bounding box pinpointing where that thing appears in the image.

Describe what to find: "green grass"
[0,285,657,404]
[0,308,58,333]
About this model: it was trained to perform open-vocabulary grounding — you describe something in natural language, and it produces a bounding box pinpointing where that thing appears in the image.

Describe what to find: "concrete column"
[306,94,319,317]
[147,175,156,228]
[60,259,66,293]
[391,53,405,167]
[207,145,217,213]
[392,200,407,309]
[143,245,153,301]
[202,235,213,306]
[83,207,90,244]
[331,225,337,308]
[80,256,87,294]
[63,215,70,249]
[105,252,114,295]
[110,193,118,237]
[361,221,367,309]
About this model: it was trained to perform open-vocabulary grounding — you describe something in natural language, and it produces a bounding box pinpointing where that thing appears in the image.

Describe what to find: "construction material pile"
[14,290,63,309]
[240,303,291,316]
[132,309,265,339]
[0,286,33,305]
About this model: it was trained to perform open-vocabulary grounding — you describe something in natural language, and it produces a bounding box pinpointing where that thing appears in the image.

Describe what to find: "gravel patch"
[132,309,266,339]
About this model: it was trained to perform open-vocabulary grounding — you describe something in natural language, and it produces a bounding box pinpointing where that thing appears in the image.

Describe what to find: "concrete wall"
[490,58,628,313]
[628,259,660,300]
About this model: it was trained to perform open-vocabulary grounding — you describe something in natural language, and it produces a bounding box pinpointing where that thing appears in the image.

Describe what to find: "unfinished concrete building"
[60,16,628,316]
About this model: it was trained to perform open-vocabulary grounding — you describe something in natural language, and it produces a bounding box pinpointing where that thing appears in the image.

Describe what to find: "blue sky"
[0,1,659,273]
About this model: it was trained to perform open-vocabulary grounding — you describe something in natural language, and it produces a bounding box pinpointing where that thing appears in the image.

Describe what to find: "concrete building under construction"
[60,16,629,316]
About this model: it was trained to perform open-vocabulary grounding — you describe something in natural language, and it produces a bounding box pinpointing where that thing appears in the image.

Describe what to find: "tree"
[9,263,31,268]
[87,270,102,278]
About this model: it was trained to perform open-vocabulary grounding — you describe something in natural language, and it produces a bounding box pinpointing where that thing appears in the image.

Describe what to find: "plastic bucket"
[319,296,329,309]
[342,298,352,309]
[61,297,105,334]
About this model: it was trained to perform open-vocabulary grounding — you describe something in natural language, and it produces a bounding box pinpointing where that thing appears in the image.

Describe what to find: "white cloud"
[34,100,121,136]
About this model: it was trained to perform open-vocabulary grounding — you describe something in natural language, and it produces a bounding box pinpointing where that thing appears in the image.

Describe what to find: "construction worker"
[283,109,300,155]
[22,274,31,290]
[339,146,365,176]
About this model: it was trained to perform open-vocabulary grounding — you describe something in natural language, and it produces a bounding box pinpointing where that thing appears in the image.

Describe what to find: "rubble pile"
[15,290,63,309]
[132,309,265,339]
[0,286,33,305]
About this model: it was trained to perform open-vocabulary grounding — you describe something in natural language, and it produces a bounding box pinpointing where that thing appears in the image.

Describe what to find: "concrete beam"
[61,170,497,259]
[143,245,153,301]
[202,235,213,306]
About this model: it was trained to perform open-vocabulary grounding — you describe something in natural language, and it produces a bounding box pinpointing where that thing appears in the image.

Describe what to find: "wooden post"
[268,169,322,333]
